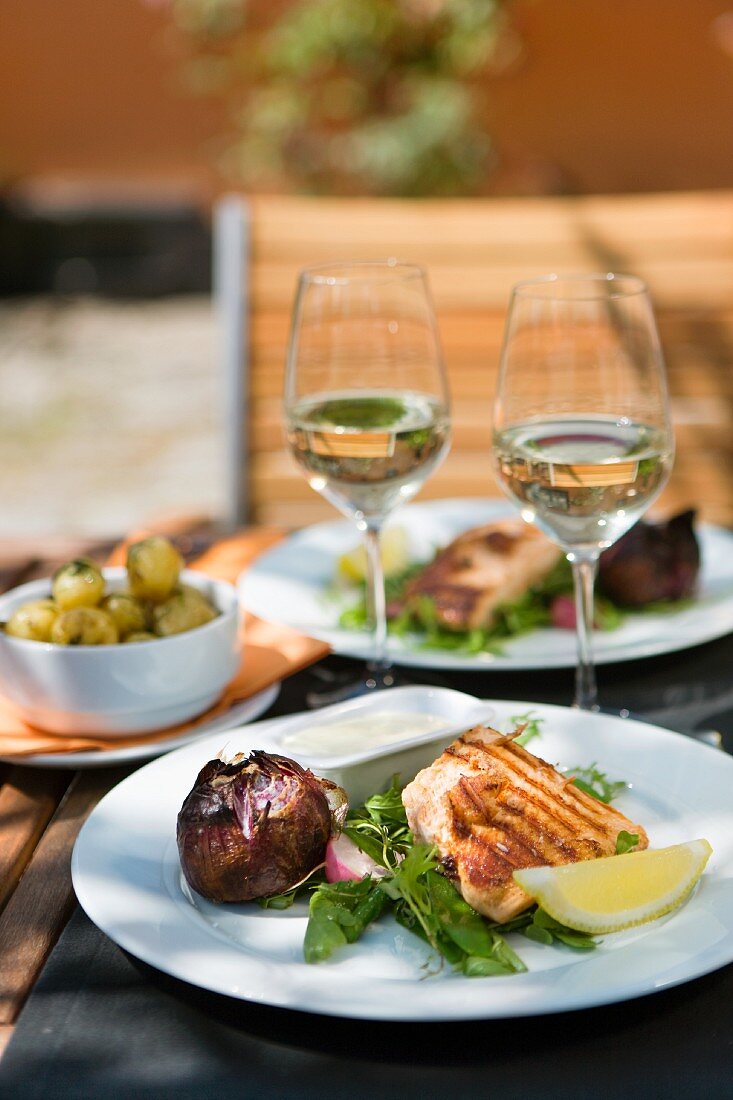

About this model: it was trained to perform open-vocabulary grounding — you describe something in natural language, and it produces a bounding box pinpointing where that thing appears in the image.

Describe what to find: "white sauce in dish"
[280,711,450,759]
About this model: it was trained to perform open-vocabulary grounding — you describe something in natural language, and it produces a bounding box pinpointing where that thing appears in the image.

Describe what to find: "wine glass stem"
[569,551,600,711]
[363,524,390,673]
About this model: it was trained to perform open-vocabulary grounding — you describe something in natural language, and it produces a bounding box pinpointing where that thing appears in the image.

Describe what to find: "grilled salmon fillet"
[393,519,561,631]
[402,725,648,923]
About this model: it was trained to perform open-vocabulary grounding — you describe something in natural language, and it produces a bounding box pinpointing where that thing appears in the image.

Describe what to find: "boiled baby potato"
[126,536,183,603]
[101,592,147,638]
[178,583,216,607]
[151,586,217,637]
[123,631,157,643]
[52,558,106,610]
[5,599,59,642]
[51,607,119,646]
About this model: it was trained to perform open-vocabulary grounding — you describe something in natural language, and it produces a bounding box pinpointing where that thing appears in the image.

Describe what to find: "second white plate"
[238,499,733,670]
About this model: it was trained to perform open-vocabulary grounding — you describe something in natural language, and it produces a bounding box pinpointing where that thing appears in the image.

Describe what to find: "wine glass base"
[593,704,634,719]
[305,665,405,708]
[594,705,723,748]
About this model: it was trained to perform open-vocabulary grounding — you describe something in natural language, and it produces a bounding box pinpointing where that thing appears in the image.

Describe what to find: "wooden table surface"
[0,523,213,1059]
[2,523,733,1090]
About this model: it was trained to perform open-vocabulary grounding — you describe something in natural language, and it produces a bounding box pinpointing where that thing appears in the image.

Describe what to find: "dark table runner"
[3,637,733,1099]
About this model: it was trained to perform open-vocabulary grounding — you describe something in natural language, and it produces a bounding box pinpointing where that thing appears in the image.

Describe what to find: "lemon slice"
[513,839,712,934]
[337,527,410,583]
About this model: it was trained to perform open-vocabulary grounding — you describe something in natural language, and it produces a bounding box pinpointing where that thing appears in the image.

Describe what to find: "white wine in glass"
[492,273,674,710]
[284,261,451,701]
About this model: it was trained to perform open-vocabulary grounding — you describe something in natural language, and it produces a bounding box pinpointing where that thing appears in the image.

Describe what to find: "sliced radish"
[551,594,577,630]
[325,833,385,882]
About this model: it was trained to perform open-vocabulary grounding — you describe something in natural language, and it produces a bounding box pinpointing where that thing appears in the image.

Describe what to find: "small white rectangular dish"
[228,685,493,802]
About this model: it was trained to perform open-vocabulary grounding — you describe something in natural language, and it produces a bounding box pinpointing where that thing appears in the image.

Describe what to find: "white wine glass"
[492,273,674,711]
[284,260,451,702]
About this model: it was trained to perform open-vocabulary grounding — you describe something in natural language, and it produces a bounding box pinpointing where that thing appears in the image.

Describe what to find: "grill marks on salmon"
[402,726,649,923]
[391,519,562,631]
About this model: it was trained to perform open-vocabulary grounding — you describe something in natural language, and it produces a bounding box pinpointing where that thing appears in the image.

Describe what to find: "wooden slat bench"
[216,191,733,528]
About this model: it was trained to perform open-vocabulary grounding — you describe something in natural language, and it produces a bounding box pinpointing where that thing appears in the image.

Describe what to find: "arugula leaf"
[534,557,574,596]
[387,862,528,977]
[258,889,300,910]
[384,562,426,602]
[568,763,627,804]
[394,902,465,967]
[495,590,553,637]
[257,866,327,909]
[304,878,386,963]
[389,607,415,637]
[461,956,516,977]
[511,711,543,747]
[341,823,390,868]
[428,871,525,969]
[616,830,640,855]
[521,907,597,951]
[379,843,443,948]
[523,921,553,946]
[363,776,409,828]
[344,774,412,869]
[594,596,626,631]
[339,604,369,631]
[337,562,425,631]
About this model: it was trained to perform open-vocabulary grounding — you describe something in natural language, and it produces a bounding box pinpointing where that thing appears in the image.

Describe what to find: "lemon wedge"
[337,527,410,583]
[513,839,712,934]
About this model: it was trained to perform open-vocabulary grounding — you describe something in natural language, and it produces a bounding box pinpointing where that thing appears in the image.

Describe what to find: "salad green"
[259,719,634,976]
[300,765,623,973]
[308,734,638,977]
[335,537,693,656]
[337,556,626,656]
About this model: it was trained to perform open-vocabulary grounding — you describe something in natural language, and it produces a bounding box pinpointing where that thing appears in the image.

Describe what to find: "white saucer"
[1,683,280,769]
[239,499,733,670]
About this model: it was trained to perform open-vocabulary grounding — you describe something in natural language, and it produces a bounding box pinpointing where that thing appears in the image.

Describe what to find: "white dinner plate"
[2,683,280,769]
[72,699,733,1021]
[238,498,733,670]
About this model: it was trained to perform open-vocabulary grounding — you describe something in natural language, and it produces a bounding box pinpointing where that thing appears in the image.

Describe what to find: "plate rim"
[237,498,733,670]
[71,698,733,1021]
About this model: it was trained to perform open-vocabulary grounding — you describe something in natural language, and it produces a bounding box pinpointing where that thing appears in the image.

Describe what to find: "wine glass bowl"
[284,260,451,699]
[492,273,674,710]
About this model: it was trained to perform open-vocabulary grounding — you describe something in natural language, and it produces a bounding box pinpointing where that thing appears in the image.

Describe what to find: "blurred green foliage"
[162,0,511,195]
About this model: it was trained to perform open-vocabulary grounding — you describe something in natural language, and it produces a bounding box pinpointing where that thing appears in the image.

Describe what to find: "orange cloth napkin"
[0,527,330,758]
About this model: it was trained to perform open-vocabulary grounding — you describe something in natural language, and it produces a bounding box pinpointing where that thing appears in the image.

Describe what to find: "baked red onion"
[177,750,347,902]
[598,510,700,607]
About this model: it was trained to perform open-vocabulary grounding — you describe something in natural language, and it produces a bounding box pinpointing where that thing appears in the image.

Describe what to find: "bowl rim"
[0,567,239,651]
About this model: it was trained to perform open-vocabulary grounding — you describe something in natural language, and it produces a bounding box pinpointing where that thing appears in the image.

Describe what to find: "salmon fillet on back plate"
[402,725,648,923]
[392,518,562,632]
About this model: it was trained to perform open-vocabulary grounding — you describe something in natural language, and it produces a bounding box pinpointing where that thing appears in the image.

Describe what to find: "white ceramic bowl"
[0,568,242,736]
